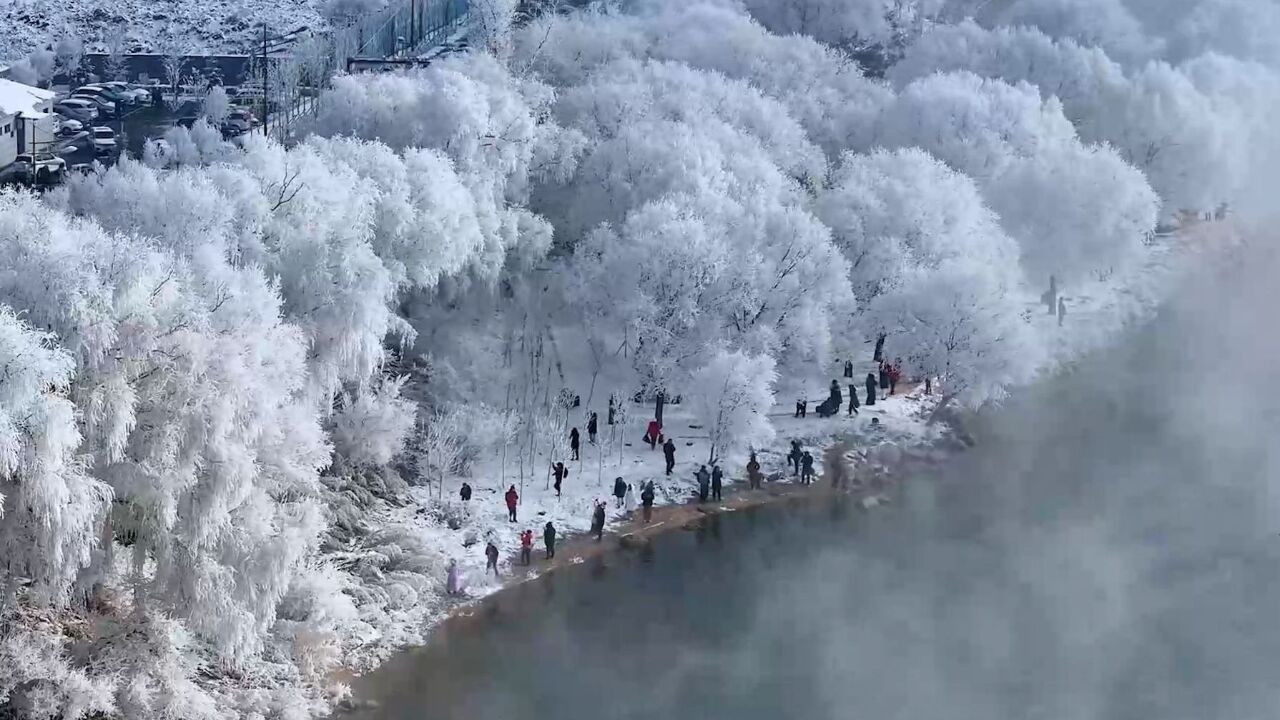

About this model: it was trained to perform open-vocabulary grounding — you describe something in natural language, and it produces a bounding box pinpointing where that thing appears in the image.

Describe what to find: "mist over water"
[346,239,1280,720]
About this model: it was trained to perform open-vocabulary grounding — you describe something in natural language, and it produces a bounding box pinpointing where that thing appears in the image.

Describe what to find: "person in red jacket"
[520,529,533,565]
[645,419,662,450]
[888,358,903,396]
[504,485,519,522]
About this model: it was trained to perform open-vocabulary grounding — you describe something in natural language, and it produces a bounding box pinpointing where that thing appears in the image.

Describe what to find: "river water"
[344,248,1280,720]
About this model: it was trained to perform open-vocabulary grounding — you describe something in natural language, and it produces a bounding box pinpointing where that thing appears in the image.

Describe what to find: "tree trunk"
[874,334,886,362]
[655,390,666,426]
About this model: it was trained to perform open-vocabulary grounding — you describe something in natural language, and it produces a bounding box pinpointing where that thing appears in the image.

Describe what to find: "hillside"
[0,0,341,61]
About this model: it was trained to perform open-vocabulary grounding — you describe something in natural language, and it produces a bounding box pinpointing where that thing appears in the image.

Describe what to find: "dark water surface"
[346,262,1280,720]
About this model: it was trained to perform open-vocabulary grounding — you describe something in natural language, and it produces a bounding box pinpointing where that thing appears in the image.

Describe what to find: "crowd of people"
[446,363,905,594]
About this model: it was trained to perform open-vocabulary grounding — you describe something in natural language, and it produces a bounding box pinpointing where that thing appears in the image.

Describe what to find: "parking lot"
[1,81,260,188]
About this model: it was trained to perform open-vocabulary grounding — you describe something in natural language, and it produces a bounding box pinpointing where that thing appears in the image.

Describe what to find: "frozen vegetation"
[0,0,1277,717]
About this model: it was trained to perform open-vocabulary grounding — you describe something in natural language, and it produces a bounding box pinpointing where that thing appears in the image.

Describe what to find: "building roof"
[0,78,56,116]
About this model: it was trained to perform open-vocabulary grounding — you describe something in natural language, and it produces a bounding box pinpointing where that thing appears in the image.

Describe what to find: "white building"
[0,77,57,167]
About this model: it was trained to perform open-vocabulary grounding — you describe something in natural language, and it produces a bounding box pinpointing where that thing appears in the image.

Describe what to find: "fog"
[345,227,1280,720]
[768,232,1280,720]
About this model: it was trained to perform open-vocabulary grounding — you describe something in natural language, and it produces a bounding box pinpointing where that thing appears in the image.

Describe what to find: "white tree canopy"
[688,348,777,464]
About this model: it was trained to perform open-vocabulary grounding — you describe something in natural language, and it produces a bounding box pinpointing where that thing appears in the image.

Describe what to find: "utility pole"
[262,25,269,136]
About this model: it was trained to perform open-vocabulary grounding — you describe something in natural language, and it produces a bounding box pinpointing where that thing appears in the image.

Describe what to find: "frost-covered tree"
[569,188,851,391]
[874,72,1158,282]
[0,191,331,670]
[985,0,1159,63]
[1167,0,1280,67]
[0,307,109,606]
[551,58,826,185]
[818,148,1040,405]
[687,349,776,465]
[889,21,1259,211]
[514,2,894,156]
[201,85,231,125]
[332,377,416,469]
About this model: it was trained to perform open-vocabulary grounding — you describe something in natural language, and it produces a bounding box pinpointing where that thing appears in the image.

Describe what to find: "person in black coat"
[587,412,599,444]
[843,359,854,378]
[865,372,877,406]
[848,384,859,415]
[591,501,606,541]
[788,440,802,476]
[544,522,557,559]
[459,481,472,503]
[485,541,500,577]
[695,466,711,502]
[879,362,890,390]
[569,427,581,460]
[800,452,815,485]
[613,476,627,508]
[711,465,723,501]
[663,438,677,475]
[641,481,656,523]
[552,462,568,498]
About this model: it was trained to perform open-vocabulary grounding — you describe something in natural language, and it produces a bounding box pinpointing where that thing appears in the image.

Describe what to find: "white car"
[56,118,84,137]
[71,92,116,116]
[90,126,118,155]
[100,82,151,105]
[54,98,99,122]
[12,153,66,183]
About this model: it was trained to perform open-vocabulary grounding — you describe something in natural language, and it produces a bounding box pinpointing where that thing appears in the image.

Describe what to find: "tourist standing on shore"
[788,440,802,476]
[504,485,519,522]
[747,452,762,490]
[520,529,533,566]
[641,482,656,523]
[613,476,627,508]
[663,437,677,475]
[446,559,461,595]
[570,427,581,461]
[801,452,815,485]
[646,419,662,450]
[459,481,472,504]
[592,501,606,541]
[544,522,557,559]
[485,541,500,577]
[711,465,723,501]
[587,412,599,444]
[624,482,637,513]
[552,461,568,498]
[865,372,877,406]
[696,465,711,502]
[848,383,859,415]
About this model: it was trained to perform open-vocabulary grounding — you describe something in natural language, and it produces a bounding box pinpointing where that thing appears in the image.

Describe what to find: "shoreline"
[332,441,939,710]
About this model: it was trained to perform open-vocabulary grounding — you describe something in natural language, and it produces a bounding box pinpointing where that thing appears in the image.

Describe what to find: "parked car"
[55,118,83,137]
[12,153,66,184]
[76,84,131,106]
[54,98,98,123]
[90,126,118,156]
[70,92,116,117]
[100,82,151,105]
[220,109,258,137]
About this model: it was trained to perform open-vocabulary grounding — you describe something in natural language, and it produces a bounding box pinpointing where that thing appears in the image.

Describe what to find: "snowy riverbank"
[327,372,945,681]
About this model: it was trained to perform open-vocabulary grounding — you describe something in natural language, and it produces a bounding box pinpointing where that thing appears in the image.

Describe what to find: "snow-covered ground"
[0,0,344,61]
[333,360,940,670]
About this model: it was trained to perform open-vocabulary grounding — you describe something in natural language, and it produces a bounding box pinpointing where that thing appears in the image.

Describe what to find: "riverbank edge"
[332,428,961,712]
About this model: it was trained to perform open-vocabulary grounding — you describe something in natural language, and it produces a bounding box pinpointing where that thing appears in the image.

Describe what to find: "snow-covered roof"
[0,78,56,117]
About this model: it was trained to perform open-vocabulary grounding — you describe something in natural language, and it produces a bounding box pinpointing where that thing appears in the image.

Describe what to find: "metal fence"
[336,0,470,61]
